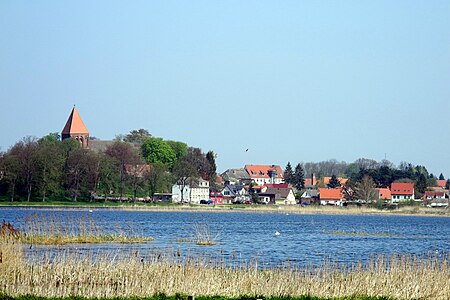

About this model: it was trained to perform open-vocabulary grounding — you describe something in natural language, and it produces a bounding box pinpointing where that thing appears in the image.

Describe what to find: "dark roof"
[221,168,251,181]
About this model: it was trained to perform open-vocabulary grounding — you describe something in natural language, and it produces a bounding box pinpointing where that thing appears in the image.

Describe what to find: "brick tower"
[61,106,90,148]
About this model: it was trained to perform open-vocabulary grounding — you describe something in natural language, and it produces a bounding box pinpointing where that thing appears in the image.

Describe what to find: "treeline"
[0,130,216,202]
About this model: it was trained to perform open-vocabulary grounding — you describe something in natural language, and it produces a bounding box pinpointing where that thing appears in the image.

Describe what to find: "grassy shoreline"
[1,201,449,217]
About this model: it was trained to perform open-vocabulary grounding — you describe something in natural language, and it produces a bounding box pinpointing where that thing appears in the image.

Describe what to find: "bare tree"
[355,175,377,202]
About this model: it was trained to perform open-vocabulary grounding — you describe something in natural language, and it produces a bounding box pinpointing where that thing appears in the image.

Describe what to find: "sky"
[1,1,449,176]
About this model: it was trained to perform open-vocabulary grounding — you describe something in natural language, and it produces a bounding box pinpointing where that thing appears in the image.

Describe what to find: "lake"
[1,207,449,267]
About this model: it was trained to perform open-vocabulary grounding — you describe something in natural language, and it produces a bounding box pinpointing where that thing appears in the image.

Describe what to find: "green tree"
[35,138,64,201]
[293,163,305,190]
[206,151,217,186]
[141,137,176,168]
[2,153,20,201]
[327,174,341,188]
[144,163,168,201]
[166,140,188,162]
[97,154,120,201]
[284,162,294,185]
[415,173,427,198]
[446,179,450,190]
[123,129,151,144]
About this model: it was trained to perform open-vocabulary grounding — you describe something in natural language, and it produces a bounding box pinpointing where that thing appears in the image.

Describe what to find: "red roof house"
[245,164,284,185]
[318,188,343,205]
[376,188,392,200]
[390,182,414,202]
[436,180,447,189]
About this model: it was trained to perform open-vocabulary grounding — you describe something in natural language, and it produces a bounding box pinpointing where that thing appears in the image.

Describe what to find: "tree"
[12,137,39,201]
[354,175,377,203]
[446,179,450,190]
[35,138,64,201]
[141,137,176,168]
[172,159,197,204]
[166,140,188,162]
[65,148,89,201]
[284,162,294,185]
[144,163,167,201]
[415,173,427,198]
[123,129,151,144]
[183,147,210,179]
[206,151,217,186]
[439,173,445,180]
[293,163,305,190]
[105,142,141,200]
[97,154,120,201]
[327,174,341,188]
[2,153,20,201]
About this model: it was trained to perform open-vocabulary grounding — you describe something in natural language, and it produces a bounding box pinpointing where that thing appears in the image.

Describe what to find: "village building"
[61,106,90,148]
[318,188,343,205]
[221,184,249,204]
[221,168,252,185]
[390,182,414,202]
[300,189,319,204]
[245,164,284,185]
[171,178,209,204]
[376,188,392,201]
[258,186,296,205]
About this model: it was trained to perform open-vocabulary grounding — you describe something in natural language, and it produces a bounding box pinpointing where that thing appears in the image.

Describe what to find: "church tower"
[61,106,90,148]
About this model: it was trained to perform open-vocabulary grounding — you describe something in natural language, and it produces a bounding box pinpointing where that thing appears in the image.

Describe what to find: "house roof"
[376,188,392,200]
[62,106,89,135]
[124,164,151,177]
[436,180,447,188]
[245,164,284,179]
[321,177,349,186]
[318,188,342,200]
[301,189,319,198]
[424,191,445,197]
[264,187,293,199]
[265,183,289,188]
[221,168,251,181]
[391,182,414,195]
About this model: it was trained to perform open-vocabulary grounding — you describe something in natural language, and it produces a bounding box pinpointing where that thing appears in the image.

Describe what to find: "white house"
[171,178,209,204]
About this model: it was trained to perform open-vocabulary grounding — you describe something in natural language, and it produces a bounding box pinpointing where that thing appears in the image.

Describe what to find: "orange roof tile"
[391,182,414,195]
[318,188,342,200]
[322,177,348,185]
[245,164,284,179]
[62,106,89,135]
[436,180,446,188]
[376,188,391,200]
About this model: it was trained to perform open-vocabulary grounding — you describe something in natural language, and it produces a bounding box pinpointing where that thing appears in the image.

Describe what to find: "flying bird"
[245,148,249,152]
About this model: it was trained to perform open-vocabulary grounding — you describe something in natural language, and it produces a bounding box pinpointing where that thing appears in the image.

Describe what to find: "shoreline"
[1,202,449,217]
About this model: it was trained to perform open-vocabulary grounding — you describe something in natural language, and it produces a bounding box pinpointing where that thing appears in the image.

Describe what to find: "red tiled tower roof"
[62,106,89,135]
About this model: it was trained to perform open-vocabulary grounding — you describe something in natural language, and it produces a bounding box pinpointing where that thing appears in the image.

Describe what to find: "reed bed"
[1,235,449,300]
[18,213,153,245]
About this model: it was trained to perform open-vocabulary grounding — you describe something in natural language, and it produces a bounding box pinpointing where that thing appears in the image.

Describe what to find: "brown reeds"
[1,232,449,300]
[19,213,153,245]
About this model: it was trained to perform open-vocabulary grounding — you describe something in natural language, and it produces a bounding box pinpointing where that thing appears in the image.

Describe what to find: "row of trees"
[0,130,217,202]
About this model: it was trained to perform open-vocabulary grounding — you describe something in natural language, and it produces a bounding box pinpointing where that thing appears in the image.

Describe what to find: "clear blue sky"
[1,1,449,177]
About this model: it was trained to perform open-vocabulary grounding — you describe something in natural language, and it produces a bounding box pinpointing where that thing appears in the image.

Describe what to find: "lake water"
[1,207,449,268]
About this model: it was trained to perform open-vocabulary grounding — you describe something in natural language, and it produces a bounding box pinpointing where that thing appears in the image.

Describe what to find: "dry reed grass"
[1,234,449,300]
[20,213,153,245]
